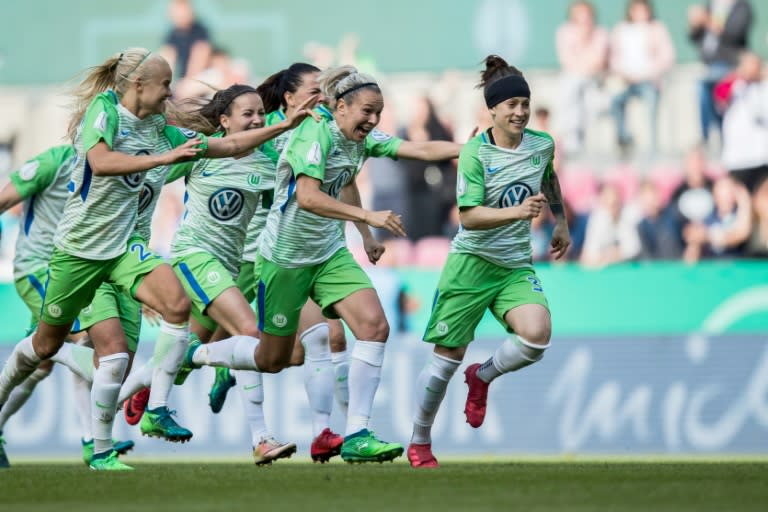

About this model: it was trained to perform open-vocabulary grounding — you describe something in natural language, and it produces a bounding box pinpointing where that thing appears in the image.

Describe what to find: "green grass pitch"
[2,458,767,511]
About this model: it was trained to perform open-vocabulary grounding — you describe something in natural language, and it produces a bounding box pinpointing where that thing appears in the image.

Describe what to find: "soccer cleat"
[464,363,490,428]
[208,367,236,414]
[310,427,344,463]
[89,449,134,471]
[340,429,404,463]
[140,406,193,443]
[0,431,10,468]
[252,437,297,465]
[81,438,136,465]
[124,387,150,426]
[175,337,202,385]
[407,443,439,468]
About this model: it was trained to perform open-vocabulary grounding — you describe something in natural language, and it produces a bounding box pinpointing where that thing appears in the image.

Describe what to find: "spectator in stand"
[399,95,455,241]
[688,0,753,145]
[636,181,683,259]
[719,52,768,193]
[666,146,715,247]
[555,1,609,156]
[745,178,768,257]
[682,176,751,262]
[580,182,641,268]
[609,0,674,155]
[174,46,250,101]
[159,0,212,81]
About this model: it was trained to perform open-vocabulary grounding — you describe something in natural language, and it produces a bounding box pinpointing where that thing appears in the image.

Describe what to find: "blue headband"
[484,74,530,108]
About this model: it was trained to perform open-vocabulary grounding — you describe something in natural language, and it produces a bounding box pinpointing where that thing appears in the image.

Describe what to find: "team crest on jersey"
[272,314,288,328]
[436,321,449,336]
[19,161,40,181]
[369,129,392,142]
[47,304,62,318]
[179,128,197,138]
[247,174,261,186]
[207,271,221,284]
[530,154,542,167]
[138,183,154,213]
[499,182,533,208]
[209,187,244,221]
[307,142,323,165]
[327,168,354,198]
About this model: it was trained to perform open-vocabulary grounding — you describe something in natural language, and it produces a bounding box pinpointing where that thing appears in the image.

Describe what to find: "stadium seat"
[413,237,451,268]
[559,164,599,214]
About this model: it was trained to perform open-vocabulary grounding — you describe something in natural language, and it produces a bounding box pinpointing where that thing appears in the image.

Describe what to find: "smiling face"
[219,93,265,135]
[285,71,325,112]
[490,96,530,140]
[136,58,173,115]
[335,88,384,142]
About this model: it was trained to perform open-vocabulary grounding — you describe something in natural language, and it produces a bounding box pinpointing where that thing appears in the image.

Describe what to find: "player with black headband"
[407,55,571,468]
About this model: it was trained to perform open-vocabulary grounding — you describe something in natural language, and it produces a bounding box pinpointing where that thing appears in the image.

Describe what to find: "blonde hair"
[318,65,380,110]
[67,48,166,140]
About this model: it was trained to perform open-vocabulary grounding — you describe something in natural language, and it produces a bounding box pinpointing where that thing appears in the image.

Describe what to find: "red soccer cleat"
[464,363,490,428]
[124,387,150,426]
[310,427,344,463]
[407,443,439,468]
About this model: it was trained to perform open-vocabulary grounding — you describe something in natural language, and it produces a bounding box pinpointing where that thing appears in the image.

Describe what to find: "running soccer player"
[407,55,571,468]
[0,48,315,470]
[181,65,461,463]
[0,146,132,468]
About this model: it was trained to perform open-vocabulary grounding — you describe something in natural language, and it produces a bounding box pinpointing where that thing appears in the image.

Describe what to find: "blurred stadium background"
[0,0,767,460]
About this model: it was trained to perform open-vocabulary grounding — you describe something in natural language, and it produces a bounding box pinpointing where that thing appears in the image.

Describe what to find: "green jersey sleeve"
[81,92,119,152]
[163,125,209,159]
[364,129,402,159]
[456,137,485,208]
[284,117,333,180]
[166,161,195,183]
[9,145,75,199]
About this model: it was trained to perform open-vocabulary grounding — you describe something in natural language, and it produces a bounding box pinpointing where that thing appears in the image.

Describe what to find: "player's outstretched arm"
[87,140,202,176]
[396,140,461,161]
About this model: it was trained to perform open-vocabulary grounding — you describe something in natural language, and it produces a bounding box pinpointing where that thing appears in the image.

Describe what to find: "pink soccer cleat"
[310,428,344,463]
[123,387,150,426]
[463,363,490,428]
[407,443,439,468]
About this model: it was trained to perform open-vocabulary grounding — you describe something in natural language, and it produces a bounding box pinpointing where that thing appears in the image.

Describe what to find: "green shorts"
[423,253,549,347]
[173,251,237,333]
[73,283,142,352]
[257,248,373,336]
[40,236,164,326]
[236,260,259,304]
[14,267,49,330]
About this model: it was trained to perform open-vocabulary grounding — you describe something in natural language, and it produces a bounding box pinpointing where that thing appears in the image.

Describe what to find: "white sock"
[117,359,153,405]
[51,343,94,383]
[147,321,189,410]
[234,370,270,445]
[0,335,41,405]
[72,372,93,442]
[331,350,349,417]
[346,340,385,436]
[301,324,333,437]
[91,353,129,455]
[0,367,52,429]
[411,352,461,444]
[192,335,260,370]
[476,335,550,384]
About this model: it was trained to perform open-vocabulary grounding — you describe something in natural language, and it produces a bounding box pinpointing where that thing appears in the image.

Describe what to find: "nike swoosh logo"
[425,386,440,394]
[336,376,348,382]
[120,130,131,137]
[486,166,501,174]
[243,384,262,390]
[201,170,217,177]
[95,401,110,409]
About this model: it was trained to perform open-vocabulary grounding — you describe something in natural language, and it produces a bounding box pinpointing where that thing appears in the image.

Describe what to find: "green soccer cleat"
[174,335,202,385]
[209,367,236,414]
[340,429,404,463]
[140,406,193,443]
[81,438,136,465]
[89,449,134,471]
[0,431,10,468]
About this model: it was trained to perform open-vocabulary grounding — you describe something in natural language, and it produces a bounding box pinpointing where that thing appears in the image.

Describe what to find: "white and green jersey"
[10,145,75,279]
[452,128,555,269]
[241,105,335,262]
[171,148,276,276]
[259,116,401,267]
[133,166,169,243]
[55,90,207,260]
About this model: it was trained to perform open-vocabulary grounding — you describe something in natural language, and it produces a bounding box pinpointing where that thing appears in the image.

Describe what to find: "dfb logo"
[209,188,244,221]
[327,168,354,198]
[498,182,533,208]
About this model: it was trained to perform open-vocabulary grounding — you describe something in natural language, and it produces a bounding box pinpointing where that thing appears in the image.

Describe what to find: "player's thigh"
[206,287,259,337]
[171,252,234,328]
[492,268,551,344]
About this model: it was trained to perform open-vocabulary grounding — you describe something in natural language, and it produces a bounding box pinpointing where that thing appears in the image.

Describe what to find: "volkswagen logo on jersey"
[327,168,354,198]
[124,150,150,188]
[499,182,533,208]
[138,183,154,213]
[209,188,244,221]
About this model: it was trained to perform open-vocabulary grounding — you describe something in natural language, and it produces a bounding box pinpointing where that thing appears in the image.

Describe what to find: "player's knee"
[257,353,290,374]
[288,351,304,367]
[329,327,347,353]
[516,323,551,346]
[35,338,65,360]
[163,294,191,323]
[237,323,260,339]
[357,314,389,342]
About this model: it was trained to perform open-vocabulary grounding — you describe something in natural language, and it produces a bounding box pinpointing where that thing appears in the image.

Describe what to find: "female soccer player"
[182,65,461,463]
[0,47,314,470]
[407,55,571,468]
